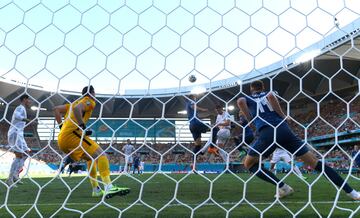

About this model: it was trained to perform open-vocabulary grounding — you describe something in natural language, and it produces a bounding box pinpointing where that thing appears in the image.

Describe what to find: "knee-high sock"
[293,164,303,177]
[87,160,99,189]
[16,156,27,178]
[315,161,353,193]
[97,155,111,185]
[218,149,228,162]
[8,158,20,180]
[249,164,285,188]
[200,139,212,153]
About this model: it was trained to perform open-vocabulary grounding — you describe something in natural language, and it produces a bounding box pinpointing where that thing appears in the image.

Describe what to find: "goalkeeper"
[55,85,130,199]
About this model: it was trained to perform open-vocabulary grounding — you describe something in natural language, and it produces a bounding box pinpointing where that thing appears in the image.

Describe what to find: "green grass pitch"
[0,173,359,217]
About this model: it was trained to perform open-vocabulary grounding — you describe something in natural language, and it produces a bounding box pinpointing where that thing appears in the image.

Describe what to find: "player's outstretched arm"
[267,92,286,119]
[53,105,67,125]
[193,103,208,113]
[237,97,252,122]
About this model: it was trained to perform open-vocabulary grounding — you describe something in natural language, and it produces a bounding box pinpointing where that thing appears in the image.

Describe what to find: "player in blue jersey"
[352,145,359,175]
[237,80,360,200]
[186,95,210,154]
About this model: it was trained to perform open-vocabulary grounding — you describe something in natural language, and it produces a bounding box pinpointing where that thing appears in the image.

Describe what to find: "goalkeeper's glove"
[79,123,93,136]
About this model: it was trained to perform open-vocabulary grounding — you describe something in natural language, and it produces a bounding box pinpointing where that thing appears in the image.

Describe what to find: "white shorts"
[125,155,133,164]
[8,132,30,153]
[271,148,291,163]
[217,128,231,145]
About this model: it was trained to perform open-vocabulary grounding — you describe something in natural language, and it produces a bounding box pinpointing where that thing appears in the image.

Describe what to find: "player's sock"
[17,156,27,178]
[293,165,303,177]
[200,140,211,153]
[87,160,99,189]
[347,190,360,200]
[315,161,353,193]
[97,155,112,186]
[8,158,20,181]
[218,149,227,162]
[249,164,285,188]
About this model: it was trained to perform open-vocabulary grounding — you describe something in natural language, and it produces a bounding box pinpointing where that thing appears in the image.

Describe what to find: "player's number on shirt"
[257,96,274,113]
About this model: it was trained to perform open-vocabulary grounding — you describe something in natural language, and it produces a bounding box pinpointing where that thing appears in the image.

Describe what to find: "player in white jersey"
[270,148,307,180]
[214,105,231,161]
[122,139,135,173]
[6,94,32,187]
[201,105,231,161]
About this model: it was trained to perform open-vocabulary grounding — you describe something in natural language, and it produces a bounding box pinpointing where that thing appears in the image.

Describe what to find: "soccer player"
[270,148,307,180]
[6,94,32,187]
[57,86,130,199]
[202,105,231,161]
[122,139,135,173]
[237,80,360,200]
[133,155,140,174]
[185,94,210,154]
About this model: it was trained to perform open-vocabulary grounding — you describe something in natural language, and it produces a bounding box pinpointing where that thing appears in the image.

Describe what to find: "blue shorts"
[248,123,308,158]
[189,121,209,141]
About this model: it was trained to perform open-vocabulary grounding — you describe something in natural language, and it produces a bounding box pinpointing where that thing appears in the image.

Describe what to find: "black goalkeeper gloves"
[79,123,93,136]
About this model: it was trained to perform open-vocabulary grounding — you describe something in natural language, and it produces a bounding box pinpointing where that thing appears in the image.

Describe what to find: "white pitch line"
[6,201,359,207]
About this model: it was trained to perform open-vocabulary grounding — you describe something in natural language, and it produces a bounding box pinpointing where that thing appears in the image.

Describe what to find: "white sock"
[348,190,359,198]
[13,158,24,179]
[282,184,291,191]
[9,158,21,180]
[272,165,277,175]
[16,156,27,178]
[105,184,113,191]
[293,165,303,177]
[200,140,211,153]
[218,149,227,162]
[93,186,101,192]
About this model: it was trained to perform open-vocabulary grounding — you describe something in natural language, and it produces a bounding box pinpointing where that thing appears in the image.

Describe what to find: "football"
[188,74,197,83]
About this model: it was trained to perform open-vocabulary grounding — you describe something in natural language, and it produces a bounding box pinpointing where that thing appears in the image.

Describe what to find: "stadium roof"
[1,20,360,119]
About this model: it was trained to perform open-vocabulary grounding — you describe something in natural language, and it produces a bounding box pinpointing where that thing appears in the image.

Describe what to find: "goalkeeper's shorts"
[58,130,100,161]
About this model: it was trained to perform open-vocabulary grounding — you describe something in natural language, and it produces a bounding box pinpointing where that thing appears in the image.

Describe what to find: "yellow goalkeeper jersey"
[60,96,96,135]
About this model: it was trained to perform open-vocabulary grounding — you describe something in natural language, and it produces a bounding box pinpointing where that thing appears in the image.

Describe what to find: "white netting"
[0,0,360,217]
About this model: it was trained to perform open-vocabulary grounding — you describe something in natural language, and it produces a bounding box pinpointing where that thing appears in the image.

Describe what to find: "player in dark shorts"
[352,145,360,175]
[186,95,210,154]
[237,80,359,200]
[133,155,140,174]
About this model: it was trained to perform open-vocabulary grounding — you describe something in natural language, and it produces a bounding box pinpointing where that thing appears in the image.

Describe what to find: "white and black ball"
[188,74,197,83]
